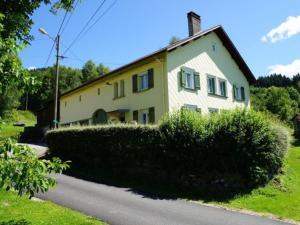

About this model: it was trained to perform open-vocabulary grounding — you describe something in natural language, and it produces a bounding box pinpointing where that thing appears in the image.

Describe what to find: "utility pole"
[54,34,60,129]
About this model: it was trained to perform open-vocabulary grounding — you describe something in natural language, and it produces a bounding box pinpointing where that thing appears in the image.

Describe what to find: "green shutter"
[148,107,155,123]
[148,68,154,89]
[194,72,200,90]
[180,68,187,88]
[132,74,138,93]
[233,85,237,99]
[241,86,245,101]
[133,110,138,122]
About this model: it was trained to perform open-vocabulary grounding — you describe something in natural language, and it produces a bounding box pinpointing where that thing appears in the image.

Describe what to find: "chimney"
[187,11,201,37]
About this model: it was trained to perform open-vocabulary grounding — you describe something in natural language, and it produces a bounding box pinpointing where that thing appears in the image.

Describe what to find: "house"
[58,12,255,126]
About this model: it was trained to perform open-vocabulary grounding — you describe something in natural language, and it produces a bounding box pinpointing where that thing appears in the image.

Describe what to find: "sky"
[19,0,300,78]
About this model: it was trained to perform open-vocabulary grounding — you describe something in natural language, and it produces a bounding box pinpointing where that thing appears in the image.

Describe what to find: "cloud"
[27,66,37,70]
[268,59,300,77]
[261,15,300,43]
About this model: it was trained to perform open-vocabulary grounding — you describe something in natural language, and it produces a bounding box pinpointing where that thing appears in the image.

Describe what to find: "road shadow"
[63,163,252,203]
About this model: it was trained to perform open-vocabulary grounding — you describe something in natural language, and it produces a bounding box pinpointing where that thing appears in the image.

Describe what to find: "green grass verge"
[0,190,107,225]
[0,110,36,141]
[209,141,300,221]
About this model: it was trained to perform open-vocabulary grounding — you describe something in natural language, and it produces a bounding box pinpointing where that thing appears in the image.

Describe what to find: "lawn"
[209,140,300,222]
[0,190,107,225]
[0,110,36,141]
[0,110,107,225]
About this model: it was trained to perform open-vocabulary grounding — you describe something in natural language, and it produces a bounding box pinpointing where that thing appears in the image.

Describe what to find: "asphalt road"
[36,174,293,225]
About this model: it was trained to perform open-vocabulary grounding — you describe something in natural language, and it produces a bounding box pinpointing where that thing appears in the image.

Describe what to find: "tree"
[97,63,110,76]
[20,65,82,111]
[169,36,181,45]
[81,60,98,83]
[0,139,69,198]
[0,0,77,114]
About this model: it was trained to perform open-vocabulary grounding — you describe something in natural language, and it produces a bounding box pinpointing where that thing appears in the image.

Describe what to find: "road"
[36,174,293,225]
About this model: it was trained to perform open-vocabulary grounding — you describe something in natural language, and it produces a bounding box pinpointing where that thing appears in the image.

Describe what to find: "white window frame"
[138,71,149,91]
[207,75,216,94]
[186,71,194,89]
[234,85,243,101]
[119,80,125,97]
[139,109,149,125]
[219,79,227,97]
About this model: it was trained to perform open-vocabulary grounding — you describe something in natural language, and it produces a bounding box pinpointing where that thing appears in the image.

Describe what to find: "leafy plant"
[0,139,69,198]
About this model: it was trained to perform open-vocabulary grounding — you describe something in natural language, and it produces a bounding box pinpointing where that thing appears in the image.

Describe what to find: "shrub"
[47,124,162,170]
[47,110,289,189]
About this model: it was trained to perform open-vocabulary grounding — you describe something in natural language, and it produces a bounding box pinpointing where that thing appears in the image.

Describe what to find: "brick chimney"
[187,11,201,37]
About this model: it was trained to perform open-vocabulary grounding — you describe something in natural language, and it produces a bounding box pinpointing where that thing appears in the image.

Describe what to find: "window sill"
[113,95,125,100]
[234,99,245,102]
[183,87,200,91]
[134,87,153,94]
[208,93,228,99]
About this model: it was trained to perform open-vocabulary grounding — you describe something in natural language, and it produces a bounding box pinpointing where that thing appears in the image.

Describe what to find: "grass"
[207,140,300,222]
[0,110,107,225]
[0,190,107,225]
[0,110,36,141]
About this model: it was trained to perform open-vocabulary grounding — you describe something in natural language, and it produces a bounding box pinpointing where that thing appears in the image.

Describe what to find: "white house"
[58,12,255,126]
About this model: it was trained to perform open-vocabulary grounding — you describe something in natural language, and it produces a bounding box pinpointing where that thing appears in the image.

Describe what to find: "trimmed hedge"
[47,109,289,189]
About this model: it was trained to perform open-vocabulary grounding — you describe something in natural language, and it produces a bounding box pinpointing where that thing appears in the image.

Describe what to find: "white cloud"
[27,66,37,70]
[261,15,300,43]
[268,59,300,77]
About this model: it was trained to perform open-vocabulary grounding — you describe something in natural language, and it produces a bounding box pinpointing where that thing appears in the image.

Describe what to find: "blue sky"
[19,0,300,78]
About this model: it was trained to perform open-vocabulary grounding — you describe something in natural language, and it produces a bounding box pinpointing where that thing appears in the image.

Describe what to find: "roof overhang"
[60,25,255,98]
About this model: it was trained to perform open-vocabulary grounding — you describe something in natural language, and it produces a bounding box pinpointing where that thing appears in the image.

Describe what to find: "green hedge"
[47,125,162,170]
[47,110,289,189]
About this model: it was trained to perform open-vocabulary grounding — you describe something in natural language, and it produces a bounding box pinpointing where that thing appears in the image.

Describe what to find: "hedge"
[47,109,289,189]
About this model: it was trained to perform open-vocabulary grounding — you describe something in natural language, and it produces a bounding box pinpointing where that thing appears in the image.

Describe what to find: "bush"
[47,110,289,189]
[47,124,162,170]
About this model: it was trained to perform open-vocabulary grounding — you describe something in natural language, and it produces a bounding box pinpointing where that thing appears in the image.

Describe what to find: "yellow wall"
[60,57,167,125]
[60,31,252,125]
[166,32,251,114]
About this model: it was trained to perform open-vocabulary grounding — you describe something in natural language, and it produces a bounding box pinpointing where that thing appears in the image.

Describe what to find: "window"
[138,72,149,91]
[132,68,154,93]
[79,95,82,102]
[209,108,219,114]
[212,42,217,52]
[114,82,118,98]
[64,101,67,107]
[186,72,194,89]
[97,88,101,95]
[120,80,125,97]
[207,76,216,94]
[233,85,245,101]
[180,67,200,90]
[219,80,227,97]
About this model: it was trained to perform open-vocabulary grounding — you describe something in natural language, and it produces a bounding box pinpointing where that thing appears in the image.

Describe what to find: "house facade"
[59,12,255,126]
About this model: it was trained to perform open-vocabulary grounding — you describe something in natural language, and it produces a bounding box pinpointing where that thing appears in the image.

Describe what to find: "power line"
[43,40,56,67]
[84,0,118,35]
[63,0,107,55]
[60,0,80,35]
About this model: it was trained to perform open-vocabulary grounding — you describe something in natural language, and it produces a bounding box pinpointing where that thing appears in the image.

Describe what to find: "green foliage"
[0,139,69,197]
[169,36,181,45]
[81,60,110,83]
[47,110,288,189]
[160,109,289,187]
[0,0,77,114]
[47,124,161,169]
[251,86,299,123]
